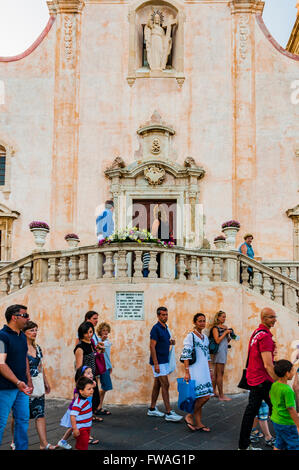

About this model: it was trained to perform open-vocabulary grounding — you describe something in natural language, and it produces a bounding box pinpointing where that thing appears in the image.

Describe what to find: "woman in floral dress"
[181,313,214,432]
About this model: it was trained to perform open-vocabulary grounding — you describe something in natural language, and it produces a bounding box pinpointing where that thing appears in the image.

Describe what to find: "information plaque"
[115,291,144,320]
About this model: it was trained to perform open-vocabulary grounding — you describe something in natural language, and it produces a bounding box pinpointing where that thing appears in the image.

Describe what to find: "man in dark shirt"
[0,304,32,450]
[148,306,182,422]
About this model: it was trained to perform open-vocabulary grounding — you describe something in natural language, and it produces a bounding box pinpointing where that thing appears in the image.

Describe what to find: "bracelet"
[185,368,189,370]
[16,380,21,386]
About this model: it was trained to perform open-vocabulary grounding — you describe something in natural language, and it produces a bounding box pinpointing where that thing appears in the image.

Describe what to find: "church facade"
[0,0,298,403]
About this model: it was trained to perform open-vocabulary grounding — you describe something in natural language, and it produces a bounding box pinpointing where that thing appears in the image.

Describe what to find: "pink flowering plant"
[64,233,80,240]
[221,220,240,229]
[29,221,50,231]
[214,235,226,241]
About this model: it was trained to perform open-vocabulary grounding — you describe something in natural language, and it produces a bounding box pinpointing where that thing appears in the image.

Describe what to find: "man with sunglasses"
[0,304,33,450]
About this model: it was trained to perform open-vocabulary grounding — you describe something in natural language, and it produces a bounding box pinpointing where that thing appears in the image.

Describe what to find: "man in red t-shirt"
[238,307,277,450]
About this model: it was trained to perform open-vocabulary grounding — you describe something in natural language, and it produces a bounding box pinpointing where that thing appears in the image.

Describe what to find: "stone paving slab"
[0,392,276,452]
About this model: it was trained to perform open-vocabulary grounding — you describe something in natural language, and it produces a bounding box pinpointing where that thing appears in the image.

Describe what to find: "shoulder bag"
[209,327,220,355]
[237,329,267,390]
[180,332,196,366]
[31,345,45,398]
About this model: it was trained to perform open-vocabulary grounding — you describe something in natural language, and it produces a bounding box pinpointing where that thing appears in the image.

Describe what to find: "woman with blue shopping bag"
[180,313,214,432]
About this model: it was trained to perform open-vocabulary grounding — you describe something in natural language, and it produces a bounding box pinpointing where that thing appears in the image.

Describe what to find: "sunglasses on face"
[14,313,29,319]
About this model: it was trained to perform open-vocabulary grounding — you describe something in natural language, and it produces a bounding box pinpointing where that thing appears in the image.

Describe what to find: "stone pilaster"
[48,0,85,247]
[287,205,299,260]
[229,1,264,244]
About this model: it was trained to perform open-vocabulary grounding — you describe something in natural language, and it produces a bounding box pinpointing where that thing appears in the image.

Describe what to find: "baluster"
[148,251,158,279]
[103,251,114,279]
[189,255,198,281]
[262,274,273,299]
[10,267,21,293]
[289,267,296,281]
[59,257,70,282]
[284,285,297,310]
[21,262,32,288]
[252,269,263,294]
[78,254,88,280]
[133,251,144,279]
[241,264,250,287]
[212,257,221,282]
[199,256,211,281]
[48,257,60,282]
[0,272,9,297]
[273,279,283,305]
[70,255,80,280]
[177,254,186,280]
[117,250,128,278]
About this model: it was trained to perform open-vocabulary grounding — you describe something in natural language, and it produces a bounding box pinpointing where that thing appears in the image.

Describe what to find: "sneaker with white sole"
[165,410,183,422]
[238,444,262,450]
[147,407,165,417]
[57,439,72,450]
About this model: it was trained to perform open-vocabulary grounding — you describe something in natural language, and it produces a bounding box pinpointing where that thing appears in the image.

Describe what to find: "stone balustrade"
[262,261,299,283]
[0,243,298,311]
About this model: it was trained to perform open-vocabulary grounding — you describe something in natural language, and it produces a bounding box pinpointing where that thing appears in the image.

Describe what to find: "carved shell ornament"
[144,165,166,185]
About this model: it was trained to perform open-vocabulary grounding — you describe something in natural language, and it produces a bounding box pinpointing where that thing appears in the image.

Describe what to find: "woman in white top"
[181,313,213,432]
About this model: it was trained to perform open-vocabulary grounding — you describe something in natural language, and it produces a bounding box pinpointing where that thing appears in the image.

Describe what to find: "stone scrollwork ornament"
[151,138,161,155]
[144,10,177,71]
[144,165,166,185]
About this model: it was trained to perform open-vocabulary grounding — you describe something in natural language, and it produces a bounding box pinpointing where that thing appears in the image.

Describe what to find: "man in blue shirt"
[0,304,33,450]
[148,306,182,422]
[96,200,114,241]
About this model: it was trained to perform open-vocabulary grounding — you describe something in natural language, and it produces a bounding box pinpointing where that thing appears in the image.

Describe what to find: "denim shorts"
[99,370,113,391]
[272,421,299,450]
[257,401,269,421]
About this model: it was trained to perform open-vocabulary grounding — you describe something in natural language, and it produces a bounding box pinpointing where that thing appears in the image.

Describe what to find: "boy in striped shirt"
[70,376,94,450]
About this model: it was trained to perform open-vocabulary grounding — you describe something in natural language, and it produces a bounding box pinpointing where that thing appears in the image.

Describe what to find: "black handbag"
[180,332,196,366]
[237,329,267,390]
[208,327,220,355]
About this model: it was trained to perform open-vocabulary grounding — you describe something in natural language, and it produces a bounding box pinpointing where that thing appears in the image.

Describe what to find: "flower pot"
[214,239,226,250]
[221,226,239,250]
[30,227,49,250]
[65,238,80,248]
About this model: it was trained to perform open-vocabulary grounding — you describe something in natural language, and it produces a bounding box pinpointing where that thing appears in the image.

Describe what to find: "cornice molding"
[47,0,85,15]
[229,0,264,15]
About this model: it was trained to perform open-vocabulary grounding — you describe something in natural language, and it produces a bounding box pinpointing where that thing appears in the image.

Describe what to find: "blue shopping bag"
[177,378,196,413]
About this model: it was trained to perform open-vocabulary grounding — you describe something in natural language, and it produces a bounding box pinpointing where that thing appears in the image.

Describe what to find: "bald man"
[238,308,277,450]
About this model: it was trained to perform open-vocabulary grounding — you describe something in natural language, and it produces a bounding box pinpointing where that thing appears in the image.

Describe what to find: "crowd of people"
[0,303,298,451]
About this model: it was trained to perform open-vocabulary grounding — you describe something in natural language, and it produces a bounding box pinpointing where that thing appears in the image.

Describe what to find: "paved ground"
[0,392,275,452]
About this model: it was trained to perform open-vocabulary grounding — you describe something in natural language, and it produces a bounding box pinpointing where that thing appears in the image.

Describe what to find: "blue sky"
[0,0,297,56]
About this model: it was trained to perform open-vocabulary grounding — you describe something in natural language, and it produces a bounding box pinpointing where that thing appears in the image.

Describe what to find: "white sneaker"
[147,407,165,417]
[238,444,262,450]
[57,439,72,450]
[165,410,183,422]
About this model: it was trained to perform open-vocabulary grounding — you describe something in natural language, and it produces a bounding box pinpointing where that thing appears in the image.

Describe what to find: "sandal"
[92,415,104,422]
[88,437,100,445]
[196,426,211,432]
[95,408,111,416]
[184,418,196,432]
[250,428,263,439]
[41,443,57,450]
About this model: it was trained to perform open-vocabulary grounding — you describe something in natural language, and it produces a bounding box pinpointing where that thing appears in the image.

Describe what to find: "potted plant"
[64,233,80,248]
[29,221,50,250]
[214,235,226,250]
[221,220,240,249]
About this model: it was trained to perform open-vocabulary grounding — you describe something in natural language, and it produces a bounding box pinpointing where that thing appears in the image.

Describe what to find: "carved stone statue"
[144,10,177,71]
